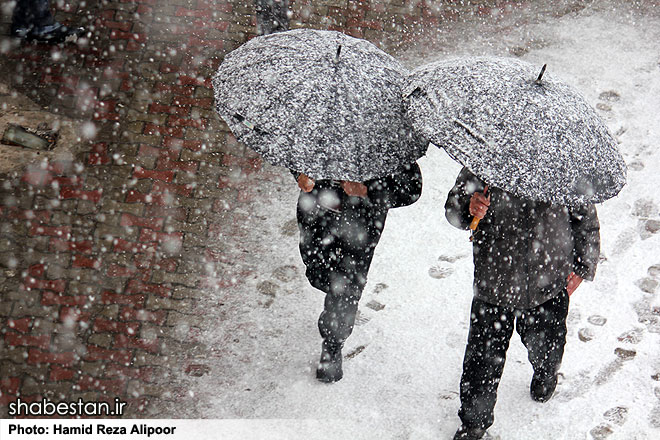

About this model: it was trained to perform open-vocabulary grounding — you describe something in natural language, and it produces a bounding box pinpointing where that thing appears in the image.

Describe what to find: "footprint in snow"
[272,265,298,283]
[609,228,638,257]
[554,369,592,403]
[428,254,467,279]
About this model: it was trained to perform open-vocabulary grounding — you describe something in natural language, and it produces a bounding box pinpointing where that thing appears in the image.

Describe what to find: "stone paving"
[0,0,532,417]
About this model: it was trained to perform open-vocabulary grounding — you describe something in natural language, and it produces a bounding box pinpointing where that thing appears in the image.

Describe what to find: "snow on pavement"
[184,2,660,439]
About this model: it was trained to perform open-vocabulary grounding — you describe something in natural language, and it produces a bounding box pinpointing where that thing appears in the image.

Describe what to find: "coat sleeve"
[569,204,600,281]
[367,162,423,210]
[444,167,485,230]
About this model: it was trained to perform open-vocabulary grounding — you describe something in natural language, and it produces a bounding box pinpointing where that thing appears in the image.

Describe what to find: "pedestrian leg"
[517,289,569,378]
[458,298,516,431]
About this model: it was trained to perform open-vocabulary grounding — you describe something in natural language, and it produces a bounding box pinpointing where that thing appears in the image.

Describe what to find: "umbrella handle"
[468,185,489,241]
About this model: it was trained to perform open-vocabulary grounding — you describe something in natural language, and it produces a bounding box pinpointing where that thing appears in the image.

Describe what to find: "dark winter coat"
[445,167,600,309]
[297,163,423,295]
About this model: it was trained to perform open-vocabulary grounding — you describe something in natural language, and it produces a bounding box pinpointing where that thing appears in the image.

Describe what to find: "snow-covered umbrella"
[405,56,626,206]
[212,28,428,181]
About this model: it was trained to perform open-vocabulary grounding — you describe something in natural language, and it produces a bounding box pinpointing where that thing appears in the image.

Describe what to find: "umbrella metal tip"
[535,64,547,84]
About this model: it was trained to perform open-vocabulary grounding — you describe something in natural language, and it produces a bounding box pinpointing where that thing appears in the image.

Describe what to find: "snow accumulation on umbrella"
[212,28,428,182]
[405,56,627,206]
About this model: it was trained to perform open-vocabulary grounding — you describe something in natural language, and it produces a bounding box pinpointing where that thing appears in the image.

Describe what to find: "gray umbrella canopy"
[213,28,427,181]
[405,56,626,206]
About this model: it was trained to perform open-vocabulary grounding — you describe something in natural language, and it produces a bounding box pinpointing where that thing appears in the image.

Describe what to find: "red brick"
[42,291,88,306]
[0,377,21,395]
[125,280,171,297]
[156,158,199,173]
[50,238,93,254]
[29,224,71,239]
[120,213,164,230]
[143,123,184,138]
[93,318,140,335]
[138,230,183,252]
[149,103,190,116]
[177,75,212,88]
[152,181,193,197]
[106,264,136,278]
[27,349,76,366]
[114,238,154,253]
[119,306,167,324]
[101,290,145,306]
[85,346,133,365]
[114,334,159,353]
[5,332,50,350]
[71,255,102,269]
[29,263,46,278]
[125,190,148,204]
[22,278,67,293]
[49,365,76,381]
[42,74,79,87]
[99,20,132,32]
[52,176,82,187]
[153,258,177,272]
[59,187,103,203]
[59,306,91,323]
[78,375,127,394]
[109,30,146,42]
[166,115,208,130]
[137,4,152,14]
[7,317,32,333]
[153,83,195,97]
[162,136,202,151]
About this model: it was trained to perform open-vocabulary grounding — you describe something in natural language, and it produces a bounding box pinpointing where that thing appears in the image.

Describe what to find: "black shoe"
[316,340,343,383]
[25,23,84,43]
[530,373,558,402]
[453,425,486,440]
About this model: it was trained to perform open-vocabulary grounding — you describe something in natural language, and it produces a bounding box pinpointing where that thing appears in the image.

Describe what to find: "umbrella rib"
[453,118,491,146]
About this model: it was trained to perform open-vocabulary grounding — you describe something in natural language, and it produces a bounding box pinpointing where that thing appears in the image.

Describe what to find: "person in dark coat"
[296,162,422,383]
[445,167,600,440]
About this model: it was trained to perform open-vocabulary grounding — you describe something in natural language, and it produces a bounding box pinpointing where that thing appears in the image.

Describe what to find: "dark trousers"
[458,289,569,430]
[12,0,54,30]
[317,273,363,347]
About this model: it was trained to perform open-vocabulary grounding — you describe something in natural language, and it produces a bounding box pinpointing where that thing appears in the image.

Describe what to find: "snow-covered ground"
[184,2,660,439]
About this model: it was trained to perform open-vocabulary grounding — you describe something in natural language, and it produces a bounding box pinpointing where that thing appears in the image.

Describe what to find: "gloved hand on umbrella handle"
[298,173,315,192]
[341,180,368,198]
[469,185,490,231]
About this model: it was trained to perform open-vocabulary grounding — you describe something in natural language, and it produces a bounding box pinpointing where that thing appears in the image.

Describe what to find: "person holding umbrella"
[213,29,428,383]
[404,56,624,439]
[445,168,600,439]
[295,164,422,383]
